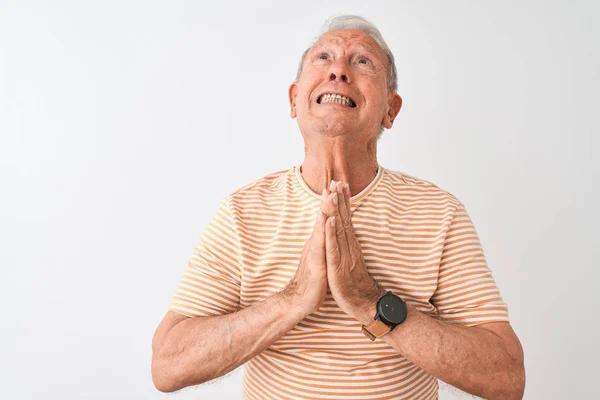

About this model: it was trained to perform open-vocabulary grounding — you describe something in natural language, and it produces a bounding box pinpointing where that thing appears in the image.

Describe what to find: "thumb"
[325,216,340,268]
[313,211,326,254]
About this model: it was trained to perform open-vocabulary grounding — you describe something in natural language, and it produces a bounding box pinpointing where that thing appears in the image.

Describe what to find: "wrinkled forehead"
[311,30,387,64]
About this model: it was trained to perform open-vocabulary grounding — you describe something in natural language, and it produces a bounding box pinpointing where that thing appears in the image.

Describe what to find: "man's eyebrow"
[311,41,382,58]
[353,43,381,58]
[310,43,330,52]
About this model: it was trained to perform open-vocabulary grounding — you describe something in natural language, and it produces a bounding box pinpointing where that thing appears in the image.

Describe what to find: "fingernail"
[317,211,323,221]
[322,188,327,197]
[330,180,336,192]
[333,192,338,205]
[330,217,335,227]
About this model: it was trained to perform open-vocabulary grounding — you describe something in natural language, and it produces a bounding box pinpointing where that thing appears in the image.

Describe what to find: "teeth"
[320,93,354,106]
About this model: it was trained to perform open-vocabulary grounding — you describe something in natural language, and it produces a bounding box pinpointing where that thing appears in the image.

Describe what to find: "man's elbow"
[494,361,525,400]
[153,376,176,393]
[507,338,526,399]
[151,355,190,393]
[151,354,212,393]
[152,360,178,393]
[510,361,526,400]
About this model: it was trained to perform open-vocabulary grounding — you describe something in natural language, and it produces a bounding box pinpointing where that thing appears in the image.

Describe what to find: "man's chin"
[310,118,357,137]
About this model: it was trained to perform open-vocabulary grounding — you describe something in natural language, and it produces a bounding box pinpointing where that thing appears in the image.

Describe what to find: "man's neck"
[300,154,379,198]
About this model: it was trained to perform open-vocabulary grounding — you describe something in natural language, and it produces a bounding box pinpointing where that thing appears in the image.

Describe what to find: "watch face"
[379,293,407,325]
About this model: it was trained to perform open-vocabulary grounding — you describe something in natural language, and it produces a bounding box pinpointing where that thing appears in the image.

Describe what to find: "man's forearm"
[152,289,307,392]
[357,299,525,399]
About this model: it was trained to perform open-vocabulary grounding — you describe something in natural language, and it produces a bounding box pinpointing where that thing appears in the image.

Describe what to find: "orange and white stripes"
[169,164,509,399]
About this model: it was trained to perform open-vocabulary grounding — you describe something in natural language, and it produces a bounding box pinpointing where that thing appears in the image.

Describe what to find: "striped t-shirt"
[169,164,509,400]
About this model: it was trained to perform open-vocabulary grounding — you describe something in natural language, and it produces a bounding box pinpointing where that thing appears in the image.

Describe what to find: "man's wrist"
[279,284,313,320]
[355,283,387,325]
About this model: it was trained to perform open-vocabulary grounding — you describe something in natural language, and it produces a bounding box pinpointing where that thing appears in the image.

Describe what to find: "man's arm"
[152,209,329,392]
[323,182,525,399]
[152,289,307,392]
[356,293,525,400]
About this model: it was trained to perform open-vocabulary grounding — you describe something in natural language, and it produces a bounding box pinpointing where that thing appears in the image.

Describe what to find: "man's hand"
[283,208,329,316]
[320,180,385,324]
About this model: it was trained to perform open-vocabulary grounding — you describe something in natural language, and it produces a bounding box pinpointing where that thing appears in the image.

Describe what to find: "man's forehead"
[313,30,383,55]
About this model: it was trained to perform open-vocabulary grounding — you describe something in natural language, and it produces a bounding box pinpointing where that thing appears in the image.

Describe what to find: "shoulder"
[382,167,463,210]
[223,167,292,207]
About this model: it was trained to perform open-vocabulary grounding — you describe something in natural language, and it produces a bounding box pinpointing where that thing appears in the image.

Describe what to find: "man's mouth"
[316,93,357,108]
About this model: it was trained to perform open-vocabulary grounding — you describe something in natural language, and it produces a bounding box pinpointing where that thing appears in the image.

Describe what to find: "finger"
[342,183,356,241]
[334,212,350,263]
[322,184,339,217]
[343,183,352,214]
[325,216,340,268]
[332,181,351,231]
[328,187,351,263]
[320,188,332,216]
[313,211,325,243]
[330,182,355,247]
[310,211,326,264]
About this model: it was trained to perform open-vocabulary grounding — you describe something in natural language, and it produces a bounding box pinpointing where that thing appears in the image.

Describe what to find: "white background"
[2,1,598,399]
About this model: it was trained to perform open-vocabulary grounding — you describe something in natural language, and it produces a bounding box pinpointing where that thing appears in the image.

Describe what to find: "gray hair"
[295,15,398,93]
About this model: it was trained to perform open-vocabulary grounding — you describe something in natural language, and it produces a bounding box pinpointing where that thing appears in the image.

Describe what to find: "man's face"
[289,30,402,140]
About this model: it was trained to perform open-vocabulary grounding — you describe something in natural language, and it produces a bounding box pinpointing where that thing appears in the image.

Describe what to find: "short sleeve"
[169,196,242,318]
[430,202,509,327]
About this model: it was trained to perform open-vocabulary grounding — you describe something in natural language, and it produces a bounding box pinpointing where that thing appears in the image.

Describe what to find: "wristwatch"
[361,291,407,341]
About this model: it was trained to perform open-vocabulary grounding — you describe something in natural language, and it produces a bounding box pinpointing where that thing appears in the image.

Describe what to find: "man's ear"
[382,93,402,129]
[288,82,298,118]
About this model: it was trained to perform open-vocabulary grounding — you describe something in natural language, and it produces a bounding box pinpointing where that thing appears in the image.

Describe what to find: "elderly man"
[151,15,525,400]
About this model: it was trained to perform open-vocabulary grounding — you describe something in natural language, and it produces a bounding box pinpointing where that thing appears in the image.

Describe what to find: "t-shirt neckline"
[294,163,385,205]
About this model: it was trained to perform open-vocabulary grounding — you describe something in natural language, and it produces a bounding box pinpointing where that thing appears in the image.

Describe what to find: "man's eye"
[357,58,371,65]
[317,53,329,60]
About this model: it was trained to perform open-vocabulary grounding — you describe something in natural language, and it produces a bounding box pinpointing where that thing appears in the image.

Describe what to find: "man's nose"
[329,72,349,83]
[328,61,351,84]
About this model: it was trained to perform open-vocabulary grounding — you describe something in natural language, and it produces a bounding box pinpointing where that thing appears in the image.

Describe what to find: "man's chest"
[237,204,446,314]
